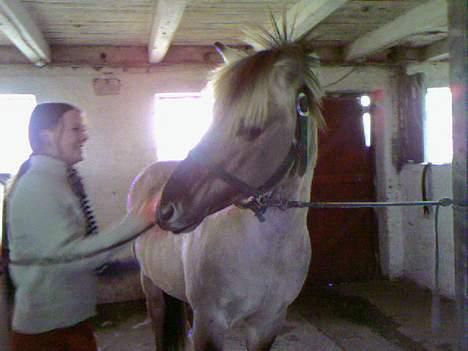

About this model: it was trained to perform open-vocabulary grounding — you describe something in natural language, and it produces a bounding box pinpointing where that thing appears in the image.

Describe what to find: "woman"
[7,103,154,350]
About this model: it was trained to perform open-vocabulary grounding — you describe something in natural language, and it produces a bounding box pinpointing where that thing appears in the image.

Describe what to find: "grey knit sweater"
[8,155,147,333]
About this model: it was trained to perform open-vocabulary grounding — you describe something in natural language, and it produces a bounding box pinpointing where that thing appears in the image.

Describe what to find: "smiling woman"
[0,95,36,175]
[6,102,153,351]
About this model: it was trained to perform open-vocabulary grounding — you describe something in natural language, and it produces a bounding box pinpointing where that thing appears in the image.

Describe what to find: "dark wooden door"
[306,96,378,286]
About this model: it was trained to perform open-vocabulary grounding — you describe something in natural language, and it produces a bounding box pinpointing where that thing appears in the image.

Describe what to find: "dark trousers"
[11,320,97,351]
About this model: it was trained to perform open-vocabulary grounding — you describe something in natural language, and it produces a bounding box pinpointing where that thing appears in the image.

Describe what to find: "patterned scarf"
[66,166,99,236]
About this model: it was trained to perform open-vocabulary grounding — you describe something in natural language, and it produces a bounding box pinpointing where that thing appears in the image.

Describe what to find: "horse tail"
[163,291,188,351]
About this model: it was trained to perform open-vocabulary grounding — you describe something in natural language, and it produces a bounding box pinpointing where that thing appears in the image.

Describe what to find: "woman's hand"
[129,195,160,226]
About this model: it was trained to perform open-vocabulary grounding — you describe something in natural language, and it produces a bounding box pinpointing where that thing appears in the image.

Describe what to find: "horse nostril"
[158,203,175,223]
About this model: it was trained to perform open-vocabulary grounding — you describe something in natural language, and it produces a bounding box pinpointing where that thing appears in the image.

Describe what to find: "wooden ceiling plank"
[148,0,189,63]
[423,38,449,61]
[285,0,351,39]
[0,0,51,66]
[344,0,448,61]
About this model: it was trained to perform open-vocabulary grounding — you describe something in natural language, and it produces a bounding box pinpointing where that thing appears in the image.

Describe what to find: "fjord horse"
[129,23,324,351]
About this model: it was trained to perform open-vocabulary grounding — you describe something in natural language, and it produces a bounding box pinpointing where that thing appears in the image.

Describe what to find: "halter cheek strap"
[203,143,299,221]
[295,91,311,176]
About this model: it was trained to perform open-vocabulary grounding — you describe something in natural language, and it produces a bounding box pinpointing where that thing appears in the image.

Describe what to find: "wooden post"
[448,1,467,350]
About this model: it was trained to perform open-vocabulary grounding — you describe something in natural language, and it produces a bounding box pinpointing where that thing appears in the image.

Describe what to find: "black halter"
[188,91,311,221]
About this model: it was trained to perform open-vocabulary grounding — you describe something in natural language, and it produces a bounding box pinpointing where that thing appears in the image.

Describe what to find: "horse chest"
[185,215,310,312]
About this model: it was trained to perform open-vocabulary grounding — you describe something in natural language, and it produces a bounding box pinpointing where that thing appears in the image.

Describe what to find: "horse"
[129,21,324,351]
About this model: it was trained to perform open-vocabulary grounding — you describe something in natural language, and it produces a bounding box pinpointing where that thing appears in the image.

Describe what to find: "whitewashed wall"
[0,62,454,300]
[402,62,454,297]
[400,164,454,296]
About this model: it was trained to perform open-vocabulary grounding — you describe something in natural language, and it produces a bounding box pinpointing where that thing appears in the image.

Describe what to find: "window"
[424,87,452,164]
[0,94,36,174]
[154,92,213,161]
[0,94,35,247]
[360,95,372,147]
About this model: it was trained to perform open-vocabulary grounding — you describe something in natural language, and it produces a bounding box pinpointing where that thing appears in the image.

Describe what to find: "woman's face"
[48,109,88,165]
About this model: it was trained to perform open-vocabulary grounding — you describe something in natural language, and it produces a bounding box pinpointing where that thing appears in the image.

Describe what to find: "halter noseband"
[188,91,311,222]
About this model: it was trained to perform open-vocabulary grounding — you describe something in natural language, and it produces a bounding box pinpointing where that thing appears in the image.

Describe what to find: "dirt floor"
[92,279,459,351]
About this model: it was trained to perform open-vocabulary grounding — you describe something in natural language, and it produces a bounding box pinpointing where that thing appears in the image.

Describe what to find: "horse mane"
[210,15,325,135]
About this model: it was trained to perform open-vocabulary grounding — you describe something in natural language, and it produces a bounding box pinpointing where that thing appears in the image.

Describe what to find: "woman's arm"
[8,178,154,270]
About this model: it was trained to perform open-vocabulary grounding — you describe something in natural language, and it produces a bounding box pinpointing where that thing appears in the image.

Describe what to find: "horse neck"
[272,163,315,203]
[277,124,319,204]
[247,166,315,238]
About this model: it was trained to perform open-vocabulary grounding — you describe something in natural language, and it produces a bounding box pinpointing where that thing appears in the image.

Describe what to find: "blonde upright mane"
[210,16,324,136]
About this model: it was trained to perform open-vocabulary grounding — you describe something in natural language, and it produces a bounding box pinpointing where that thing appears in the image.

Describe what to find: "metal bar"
[285,198,452,209]
[5,198,457,266]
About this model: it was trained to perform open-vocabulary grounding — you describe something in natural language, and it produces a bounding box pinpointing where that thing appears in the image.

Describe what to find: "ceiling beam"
[0,45,345,66]
[0,0,50,66]
[148,0,189,63]
[0,45,222,66]
[423,39,449,61]
[344,0,448,61]
[285,0,350,39]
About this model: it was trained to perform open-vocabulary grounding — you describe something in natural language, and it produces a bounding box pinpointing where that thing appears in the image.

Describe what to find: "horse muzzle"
[157,201,203,234]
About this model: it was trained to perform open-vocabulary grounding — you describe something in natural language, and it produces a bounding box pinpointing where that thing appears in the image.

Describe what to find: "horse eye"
[237,127,263,141]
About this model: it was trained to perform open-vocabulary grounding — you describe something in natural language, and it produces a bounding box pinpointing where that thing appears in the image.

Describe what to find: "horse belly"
[135,229,187,302]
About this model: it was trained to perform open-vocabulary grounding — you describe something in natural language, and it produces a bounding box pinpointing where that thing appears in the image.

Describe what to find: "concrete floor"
[93,279,458,351]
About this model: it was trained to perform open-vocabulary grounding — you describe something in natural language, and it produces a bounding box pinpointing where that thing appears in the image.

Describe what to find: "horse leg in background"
[141,274,165,350]
[191,310,226,351]
[141,274,188,351]
[245,308,287,351]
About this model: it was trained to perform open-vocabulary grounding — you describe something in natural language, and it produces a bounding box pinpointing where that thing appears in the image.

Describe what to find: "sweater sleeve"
[8,176,151,270]
[58,212,150,259]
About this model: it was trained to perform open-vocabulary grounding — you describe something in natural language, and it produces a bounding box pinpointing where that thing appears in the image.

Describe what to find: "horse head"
[157,25,324,233]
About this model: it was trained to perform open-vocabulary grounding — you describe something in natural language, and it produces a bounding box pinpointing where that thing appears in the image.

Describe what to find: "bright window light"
[424,87,452,164]
[0,94,36,174]
[360,95,371,107]
[362,112,372,147]
[360,95,372,147]
[154,92,213,161]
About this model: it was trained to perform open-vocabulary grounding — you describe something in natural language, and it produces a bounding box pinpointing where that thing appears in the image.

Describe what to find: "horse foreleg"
[141,274,165,350]
[191,310,225,351]
[141,274,189,351]
[245,308,287,351]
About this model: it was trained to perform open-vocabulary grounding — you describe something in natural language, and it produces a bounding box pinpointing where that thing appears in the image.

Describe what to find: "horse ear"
[214,42,245,63]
